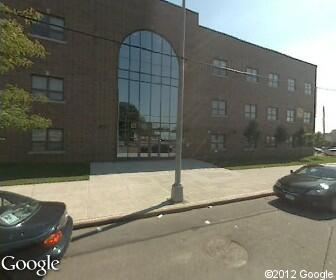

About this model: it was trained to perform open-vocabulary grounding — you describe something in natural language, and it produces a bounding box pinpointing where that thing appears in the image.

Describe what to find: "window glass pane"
[48,142,63,151]
[32,129,47,141]
[151,84,161,119]
[32,76,47,90]
[130,47,140,71]
[162,54,171,77]
[170,87,178,123]
[130,32,140,46]
[140,82,150,117]
[48,129,63,142]
[152,53,161,75]
[162,39,171,55]
[161,85,170,122]
[152,33,162,53]
[141,50,151,74]
[49,91,64,101]
[49,78,63,92]
[118,79,128,103]
[171,56,179,78]
[49,16,64,31]
[31,15,48,37]
[140,31,152,49]
[130,81,139,110]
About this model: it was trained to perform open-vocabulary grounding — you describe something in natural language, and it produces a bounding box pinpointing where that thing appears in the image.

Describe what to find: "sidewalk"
[1,160,302,227]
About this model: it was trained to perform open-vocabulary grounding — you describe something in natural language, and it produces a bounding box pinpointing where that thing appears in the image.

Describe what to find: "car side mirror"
[290,170,294,174]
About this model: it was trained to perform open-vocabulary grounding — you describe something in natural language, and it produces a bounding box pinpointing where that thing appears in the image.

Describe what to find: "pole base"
[171,183,184,203]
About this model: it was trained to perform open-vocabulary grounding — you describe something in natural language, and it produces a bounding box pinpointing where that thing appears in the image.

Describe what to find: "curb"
[73,191,275,230]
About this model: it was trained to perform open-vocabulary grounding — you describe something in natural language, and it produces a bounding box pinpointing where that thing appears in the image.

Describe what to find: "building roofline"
[160,0,317,68]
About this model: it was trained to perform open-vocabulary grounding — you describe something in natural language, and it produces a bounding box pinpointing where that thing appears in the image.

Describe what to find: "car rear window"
[0,196,40,227]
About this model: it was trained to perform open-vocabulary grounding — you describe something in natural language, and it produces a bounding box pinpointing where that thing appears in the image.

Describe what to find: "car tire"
[330,197,336,213]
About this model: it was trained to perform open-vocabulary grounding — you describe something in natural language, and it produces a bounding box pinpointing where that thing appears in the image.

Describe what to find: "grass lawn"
[214,155,336,170]
[0,163,90,186]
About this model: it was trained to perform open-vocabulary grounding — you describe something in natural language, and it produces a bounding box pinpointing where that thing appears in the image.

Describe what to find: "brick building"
[0,0,316,163]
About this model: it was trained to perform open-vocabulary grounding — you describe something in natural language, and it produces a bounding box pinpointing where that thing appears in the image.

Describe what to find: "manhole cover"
[203,236,248,268]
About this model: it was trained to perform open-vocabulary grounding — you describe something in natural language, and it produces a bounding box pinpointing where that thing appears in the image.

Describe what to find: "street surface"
[47,196,336,280]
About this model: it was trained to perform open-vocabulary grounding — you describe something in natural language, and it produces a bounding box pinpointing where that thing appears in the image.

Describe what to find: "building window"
[268,73,279,88]
[267,107,278,121]
[32,75,64,101]
[210,134,225,152]
[246,68,258,83]
[212,100,227,117]
[31,14,65,41]
[303,112,312,124]
[245,104,257,120]
[32,128,64,152]
[304,83,312,95]
[118,31,179,158]
[212,59,227,77]
[288,79,295,91]
[265,136,276,148]
[286,110,295,123]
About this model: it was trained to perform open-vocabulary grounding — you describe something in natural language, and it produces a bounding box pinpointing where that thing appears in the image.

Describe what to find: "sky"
[168,0,336,133]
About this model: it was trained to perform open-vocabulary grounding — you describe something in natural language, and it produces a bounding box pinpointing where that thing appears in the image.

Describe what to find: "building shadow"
[268,198,336,221]
[90,159,217,175]
[71,199,173,242]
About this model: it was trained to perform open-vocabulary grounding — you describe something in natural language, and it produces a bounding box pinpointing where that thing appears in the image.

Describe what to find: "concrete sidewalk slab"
[0,159,302,227]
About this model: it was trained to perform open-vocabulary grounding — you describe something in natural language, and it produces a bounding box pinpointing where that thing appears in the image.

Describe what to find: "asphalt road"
[47,196,336,280]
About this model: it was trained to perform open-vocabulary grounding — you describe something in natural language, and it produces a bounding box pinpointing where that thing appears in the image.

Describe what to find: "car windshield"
[296,166,336,180]
[0,195,40,227]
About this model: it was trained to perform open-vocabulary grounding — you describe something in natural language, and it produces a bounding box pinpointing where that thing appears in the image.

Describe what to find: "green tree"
[0,3,50,132]
[243,120,261,148]
[274,125,288,144]
[293,127,305,147]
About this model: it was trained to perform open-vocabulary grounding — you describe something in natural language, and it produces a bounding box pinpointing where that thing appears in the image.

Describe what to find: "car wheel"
[330,197,336,212]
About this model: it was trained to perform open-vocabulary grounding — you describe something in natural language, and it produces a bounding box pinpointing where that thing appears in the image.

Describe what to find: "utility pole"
[171,0,186,203]
[323,106,326,136]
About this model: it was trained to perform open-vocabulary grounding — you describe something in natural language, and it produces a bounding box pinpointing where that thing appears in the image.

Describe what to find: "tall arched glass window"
[118,31,179,158]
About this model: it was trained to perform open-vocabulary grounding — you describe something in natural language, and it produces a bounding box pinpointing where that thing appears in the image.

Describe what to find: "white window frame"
[286,110,295,123]
[212,100,227,117]
[210,134,225,152]
[304,83,312,95]
[288,79,295,92]
[268,73,279,88]
[303,112,312,124]
[246,68,258,83]
[267,107,278,121]
[212,59,227,77]
[244,104,257,120]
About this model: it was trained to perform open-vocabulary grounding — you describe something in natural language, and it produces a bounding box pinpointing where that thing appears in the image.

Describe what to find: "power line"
[8,11,336,93]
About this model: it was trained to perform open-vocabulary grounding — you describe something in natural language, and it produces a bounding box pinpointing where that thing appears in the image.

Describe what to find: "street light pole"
[171,0,186,203]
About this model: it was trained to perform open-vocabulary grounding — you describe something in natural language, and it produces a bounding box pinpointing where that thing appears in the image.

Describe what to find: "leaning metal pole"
[171,0,186,203]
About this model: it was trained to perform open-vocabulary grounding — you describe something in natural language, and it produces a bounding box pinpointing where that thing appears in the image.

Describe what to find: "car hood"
[279,174,336,192]
[0,201,65,253]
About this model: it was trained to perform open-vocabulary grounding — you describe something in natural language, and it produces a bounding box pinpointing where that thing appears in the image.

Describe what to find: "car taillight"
[43,231,63,248]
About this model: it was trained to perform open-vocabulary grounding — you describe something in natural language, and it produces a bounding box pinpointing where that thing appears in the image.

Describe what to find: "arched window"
[118,31,179,158]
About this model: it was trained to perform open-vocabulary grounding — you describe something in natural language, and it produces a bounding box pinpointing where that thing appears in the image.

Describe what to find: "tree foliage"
[243,120,261,147]
[274,125,288,144]
[0,3,50,131]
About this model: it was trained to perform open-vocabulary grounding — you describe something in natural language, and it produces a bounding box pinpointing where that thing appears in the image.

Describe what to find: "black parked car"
[274,164,336,211]
[0,191,73,279]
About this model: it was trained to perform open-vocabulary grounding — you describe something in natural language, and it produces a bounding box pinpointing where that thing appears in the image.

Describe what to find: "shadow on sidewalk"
[90,159,216,175]
[71,199,173,242]
[268,198,336,221]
